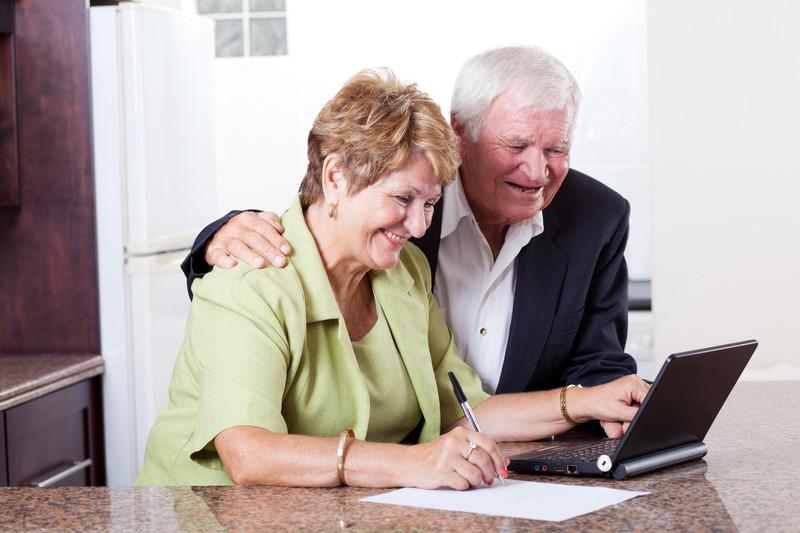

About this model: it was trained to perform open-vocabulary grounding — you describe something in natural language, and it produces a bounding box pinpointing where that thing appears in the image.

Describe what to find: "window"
[197,0,287,57]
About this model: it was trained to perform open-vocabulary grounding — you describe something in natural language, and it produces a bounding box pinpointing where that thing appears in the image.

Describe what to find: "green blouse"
[135,195,489,486]
[351,298,421,443]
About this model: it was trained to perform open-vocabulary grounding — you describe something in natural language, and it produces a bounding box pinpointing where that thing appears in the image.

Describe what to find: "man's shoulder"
[549,168,630,224]
[559,168,627,203]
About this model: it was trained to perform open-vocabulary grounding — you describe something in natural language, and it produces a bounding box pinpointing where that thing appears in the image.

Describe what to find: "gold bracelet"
[337,429,355,486]
[560,384,583,426]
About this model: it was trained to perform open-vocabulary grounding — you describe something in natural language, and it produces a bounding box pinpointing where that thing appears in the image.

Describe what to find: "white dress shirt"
[433,175,544,393]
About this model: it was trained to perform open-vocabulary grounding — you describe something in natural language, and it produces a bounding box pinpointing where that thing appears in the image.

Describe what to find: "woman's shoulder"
[192,259,306,316]
[192,197,310,308]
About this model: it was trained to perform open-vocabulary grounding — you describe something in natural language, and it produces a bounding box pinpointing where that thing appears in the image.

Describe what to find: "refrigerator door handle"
[125,249,188,276]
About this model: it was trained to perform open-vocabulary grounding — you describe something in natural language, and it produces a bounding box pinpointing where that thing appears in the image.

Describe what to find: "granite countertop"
[0,381,796,532]
[0,354,104,411]
[0,463,727,532]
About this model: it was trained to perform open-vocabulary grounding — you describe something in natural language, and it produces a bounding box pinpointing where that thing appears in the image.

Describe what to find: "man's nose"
[521,148,549,180]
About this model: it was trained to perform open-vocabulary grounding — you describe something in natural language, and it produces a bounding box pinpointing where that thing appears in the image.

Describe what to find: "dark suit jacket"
[182,168,636,394]
[414,169,636,393]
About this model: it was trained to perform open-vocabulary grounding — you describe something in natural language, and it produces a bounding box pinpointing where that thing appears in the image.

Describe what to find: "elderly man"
[182,46,637,437]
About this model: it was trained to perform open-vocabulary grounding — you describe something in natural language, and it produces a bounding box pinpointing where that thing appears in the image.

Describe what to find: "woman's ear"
[320,153,347,206]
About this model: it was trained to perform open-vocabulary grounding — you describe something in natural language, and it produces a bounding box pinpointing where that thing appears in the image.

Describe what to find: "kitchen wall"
[207,0,652,283]
[197,0,655,372]
[156,0,800,380]
[648,0,800,378]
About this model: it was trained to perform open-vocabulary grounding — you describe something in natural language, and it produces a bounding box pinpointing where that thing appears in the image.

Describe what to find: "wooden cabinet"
[0,414,6,485]
[0,356,105,487]
[0,0,106,488]
[1,0,99,355]
[2,378,104,487]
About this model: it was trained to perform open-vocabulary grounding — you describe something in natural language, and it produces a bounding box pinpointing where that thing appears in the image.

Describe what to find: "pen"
[448,371,505,485]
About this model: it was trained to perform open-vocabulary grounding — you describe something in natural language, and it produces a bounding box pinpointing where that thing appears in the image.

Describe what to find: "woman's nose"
[406,204,428,238]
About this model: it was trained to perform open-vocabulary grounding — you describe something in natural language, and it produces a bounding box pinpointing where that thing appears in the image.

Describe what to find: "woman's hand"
[206,211,291,269]
[567,375,651,438]
[399,426,509,490]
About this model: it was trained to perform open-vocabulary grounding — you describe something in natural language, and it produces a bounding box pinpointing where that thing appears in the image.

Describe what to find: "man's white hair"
[451,45,581,142]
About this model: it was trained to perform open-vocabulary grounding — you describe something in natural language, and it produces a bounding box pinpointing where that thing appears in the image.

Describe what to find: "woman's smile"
[381,229,407,247]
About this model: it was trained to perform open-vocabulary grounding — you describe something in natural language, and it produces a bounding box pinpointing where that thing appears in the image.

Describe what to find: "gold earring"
[328,203,337,219]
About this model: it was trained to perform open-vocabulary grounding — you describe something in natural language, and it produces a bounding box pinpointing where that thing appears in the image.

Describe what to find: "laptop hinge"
[612,441,708,479]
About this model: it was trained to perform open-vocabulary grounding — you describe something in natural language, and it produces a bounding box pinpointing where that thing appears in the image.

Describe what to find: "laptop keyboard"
[539,439,620,461]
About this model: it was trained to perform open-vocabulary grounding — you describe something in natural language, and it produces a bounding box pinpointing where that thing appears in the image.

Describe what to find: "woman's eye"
[395,196,410,205]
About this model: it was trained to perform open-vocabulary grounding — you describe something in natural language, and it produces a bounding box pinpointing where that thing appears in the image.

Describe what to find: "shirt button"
[479,328,487,336]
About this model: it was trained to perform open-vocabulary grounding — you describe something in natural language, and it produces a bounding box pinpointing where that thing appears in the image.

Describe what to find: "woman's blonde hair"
[300,69,459,205]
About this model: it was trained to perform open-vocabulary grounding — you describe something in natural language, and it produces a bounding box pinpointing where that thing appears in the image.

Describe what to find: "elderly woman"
[136,69,648,489]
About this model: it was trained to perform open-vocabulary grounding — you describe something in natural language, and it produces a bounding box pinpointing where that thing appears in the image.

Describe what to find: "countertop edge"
[0,355,104,411]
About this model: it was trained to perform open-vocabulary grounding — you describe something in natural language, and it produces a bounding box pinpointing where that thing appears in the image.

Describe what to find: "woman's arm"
[215,376,647,488]
[215,425,508,490]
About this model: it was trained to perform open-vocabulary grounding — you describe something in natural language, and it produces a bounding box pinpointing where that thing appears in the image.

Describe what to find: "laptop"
[508,340,758,479]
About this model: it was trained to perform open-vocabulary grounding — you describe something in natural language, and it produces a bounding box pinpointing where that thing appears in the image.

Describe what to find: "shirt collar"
[440,173,544,241]
[282,194,417,324]
[280,195,342,322]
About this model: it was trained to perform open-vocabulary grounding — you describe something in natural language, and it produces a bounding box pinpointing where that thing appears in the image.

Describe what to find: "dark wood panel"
[5,379,101,486]
[0,33,18,206]
[0,0,99,354]
[0,0,17,207]
[0,0,12,34]
[0,411,7,485]
[86,375,106,486]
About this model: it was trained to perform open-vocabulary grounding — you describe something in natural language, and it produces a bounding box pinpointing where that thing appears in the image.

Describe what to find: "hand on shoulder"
[206,211,291,269]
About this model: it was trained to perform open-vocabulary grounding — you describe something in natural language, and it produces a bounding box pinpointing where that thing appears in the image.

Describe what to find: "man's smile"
[506,181,544,194]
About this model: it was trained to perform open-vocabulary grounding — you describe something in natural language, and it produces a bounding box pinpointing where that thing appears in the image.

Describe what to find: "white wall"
[648,0,800,378]
[210,0,653,280]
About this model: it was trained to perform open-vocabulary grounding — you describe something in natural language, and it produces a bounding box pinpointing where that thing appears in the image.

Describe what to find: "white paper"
[360,478,649,522]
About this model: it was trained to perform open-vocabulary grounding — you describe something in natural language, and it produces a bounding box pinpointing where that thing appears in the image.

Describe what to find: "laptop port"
[554,466,565,473]
[567,465,578,474]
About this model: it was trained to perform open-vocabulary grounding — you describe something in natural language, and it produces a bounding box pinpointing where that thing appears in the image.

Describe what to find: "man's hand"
[205,211,291,269]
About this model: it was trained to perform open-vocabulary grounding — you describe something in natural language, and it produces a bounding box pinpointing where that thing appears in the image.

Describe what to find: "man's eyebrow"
[502,135,530,145]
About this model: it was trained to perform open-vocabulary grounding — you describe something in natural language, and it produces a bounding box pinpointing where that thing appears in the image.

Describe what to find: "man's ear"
[320,153,347,206]
[450,113,469,159]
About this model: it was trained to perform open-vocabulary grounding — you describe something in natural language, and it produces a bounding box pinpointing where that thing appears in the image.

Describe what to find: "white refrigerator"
[89,2,217,485]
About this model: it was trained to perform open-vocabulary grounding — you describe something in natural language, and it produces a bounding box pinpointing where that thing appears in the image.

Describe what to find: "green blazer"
[136,196,488,486]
